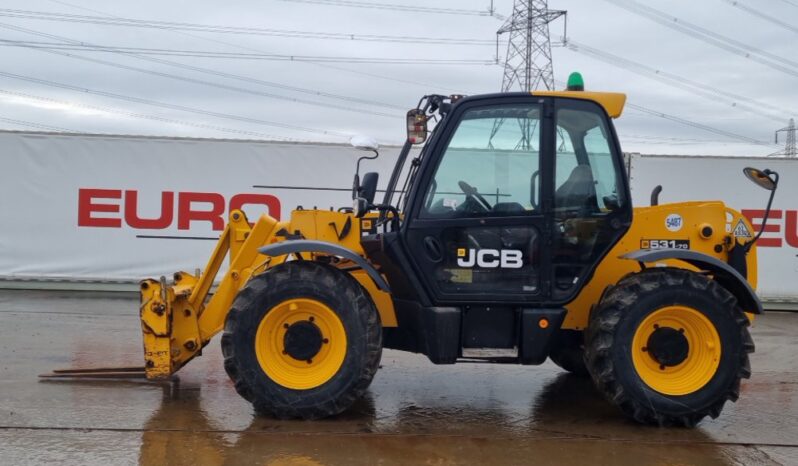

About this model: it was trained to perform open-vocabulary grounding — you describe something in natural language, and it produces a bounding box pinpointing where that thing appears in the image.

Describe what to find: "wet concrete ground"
[0,290,796,465]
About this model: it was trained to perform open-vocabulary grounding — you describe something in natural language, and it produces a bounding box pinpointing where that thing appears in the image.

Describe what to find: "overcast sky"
[0,0,795,156]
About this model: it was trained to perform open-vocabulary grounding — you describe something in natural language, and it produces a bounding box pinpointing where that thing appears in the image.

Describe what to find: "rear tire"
[584,268,754,427]
[221,261,382,419]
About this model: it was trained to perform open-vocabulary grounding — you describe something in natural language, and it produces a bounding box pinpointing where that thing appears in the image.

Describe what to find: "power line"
[0,70,352,139]
[566,40,790,123]
[0,7,497,45]
[0,38,494,65]
[0,114,75,132]
[625,104,775,146]
[0,30,401,120]
[44,0,464,96]
[277,0,492,16]
[601,0,798,78]
[776,0,798,8]
[305,61,460,94]
[0,22,408,114]
[624,133,760,144]
[0,89,293,140]
[720,0,798,35]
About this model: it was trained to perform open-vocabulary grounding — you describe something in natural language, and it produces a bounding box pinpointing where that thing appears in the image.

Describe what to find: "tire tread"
[584,268,754,427]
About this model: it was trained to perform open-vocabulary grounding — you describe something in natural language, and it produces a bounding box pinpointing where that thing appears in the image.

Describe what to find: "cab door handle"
[423,236,443,262]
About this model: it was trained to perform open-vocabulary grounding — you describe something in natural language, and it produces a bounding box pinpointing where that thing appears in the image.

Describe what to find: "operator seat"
[555,165,597,211]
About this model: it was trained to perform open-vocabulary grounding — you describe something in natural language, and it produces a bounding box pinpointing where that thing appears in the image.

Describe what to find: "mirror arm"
[353,150,379,199]
[747,171,779,251]
[356,150,379,176]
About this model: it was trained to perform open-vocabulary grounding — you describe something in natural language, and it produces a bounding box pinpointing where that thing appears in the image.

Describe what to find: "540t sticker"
[641,239,690,250]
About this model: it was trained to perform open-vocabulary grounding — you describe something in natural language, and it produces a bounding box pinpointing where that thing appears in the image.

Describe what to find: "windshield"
[420,104,542,218]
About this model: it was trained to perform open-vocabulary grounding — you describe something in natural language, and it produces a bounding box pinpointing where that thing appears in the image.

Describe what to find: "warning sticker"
[733,219,752,238]
[448,268,473,284]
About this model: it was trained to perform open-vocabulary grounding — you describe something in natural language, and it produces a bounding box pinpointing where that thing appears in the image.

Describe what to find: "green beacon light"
[566,72,584,91]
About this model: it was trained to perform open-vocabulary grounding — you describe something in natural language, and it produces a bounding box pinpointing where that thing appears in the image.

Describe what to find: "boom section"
[139,210,283,379]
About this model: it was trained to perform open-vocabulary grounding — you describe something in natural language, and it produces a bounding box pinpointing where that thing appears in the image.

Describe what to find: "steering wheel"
[458,180,492,211]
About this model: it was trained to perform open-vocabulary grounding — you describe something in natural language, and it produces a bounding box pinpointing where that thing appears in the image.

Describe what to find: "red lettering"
[785,211,798,248]
[177,192,225,231]
[124,191,174,229]
[742,209,782,247]
[79,188,281,231]
[229,194,281,221]
[78,188,122,228]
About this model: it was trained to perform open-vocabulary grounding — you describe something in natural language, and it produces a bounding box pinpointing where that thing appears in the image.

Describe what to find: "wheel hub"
[631,305,722,396]
[646,326,689,367]
[255,298,347,390]
[283,320,323,362]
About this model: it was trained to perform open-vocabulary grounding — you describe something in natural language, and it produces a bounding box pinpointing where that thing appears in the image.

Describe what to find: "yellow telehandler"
[48,73,780,426]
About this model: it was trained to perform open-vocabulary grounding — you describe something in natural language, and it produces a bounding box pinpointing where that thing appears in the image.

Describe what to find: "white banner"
[0,131,400,282]
[628,153,798,304]
[1,132,795,305]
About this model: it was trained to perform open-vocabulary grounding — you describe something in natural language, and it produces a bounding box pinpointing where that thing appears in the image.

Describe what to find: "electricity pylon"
[771,118,797,157]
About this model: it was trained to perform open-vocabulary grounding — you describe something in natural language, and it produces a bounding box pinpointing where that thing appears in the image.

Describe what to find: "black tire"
[221,261,382,419]
[549,330,589,377]
[584,268,754,427]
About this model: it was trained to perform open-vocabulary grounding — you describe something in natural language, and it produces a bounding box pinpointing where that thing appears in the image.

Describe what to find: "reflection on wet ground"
[0,290,796,465]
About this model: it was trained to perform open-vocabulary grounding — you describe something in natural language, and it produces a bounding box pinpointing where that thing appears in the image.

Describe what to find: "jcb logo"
[456,248,523,269]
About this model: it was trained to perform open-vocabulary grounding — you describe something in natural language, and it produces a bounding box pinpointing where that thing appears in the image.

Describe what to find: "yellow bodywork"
[139,200,756,380]
[562,201,757,330]
[532,90,627,118]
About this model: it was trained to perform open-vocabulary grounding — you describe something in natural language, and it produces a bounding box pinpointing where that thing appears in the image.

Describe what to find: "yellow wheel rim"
[631,305,722,396]
[255,298,347,390]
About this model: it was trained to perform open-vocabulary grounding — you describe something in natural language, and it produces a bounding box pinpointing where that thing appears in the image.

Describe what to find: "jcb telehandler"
[49,73,779,426]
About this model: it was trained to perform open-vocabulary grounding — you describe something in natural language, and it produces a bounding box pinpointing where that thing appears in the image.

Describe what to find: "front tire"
[584,268,754,427]
[221,261,382,419]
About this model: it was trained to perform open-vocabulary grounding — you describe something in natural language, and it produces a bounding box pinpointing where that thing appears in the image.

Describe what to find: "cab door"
[402,97,554,304]
[549,98,632,301]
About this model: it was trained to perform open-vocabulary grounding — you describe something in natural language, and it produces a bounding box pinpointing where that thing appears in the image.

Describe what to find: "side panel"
[563,202,754,329]
[628,153,798,306]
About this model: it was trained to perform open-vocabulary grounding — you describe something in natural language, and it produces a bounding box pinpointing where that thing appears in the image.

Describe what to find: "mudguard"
[622,248,763,314]
[259,240,390,292]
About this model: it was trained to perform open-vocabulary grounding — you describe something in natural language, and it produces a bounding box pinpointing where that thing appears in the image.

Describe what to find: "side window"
[420,104,541,218]
[552,101,626,298]
[554,107,623,213]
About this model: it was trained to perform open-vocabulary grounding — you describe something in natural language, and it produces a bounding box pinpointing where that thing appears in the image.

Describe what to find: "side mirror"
[741,167,779,252]
[407,109,428,144]
[357,172,379,205]
[743,167,777,191]
[350,135,379,152]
